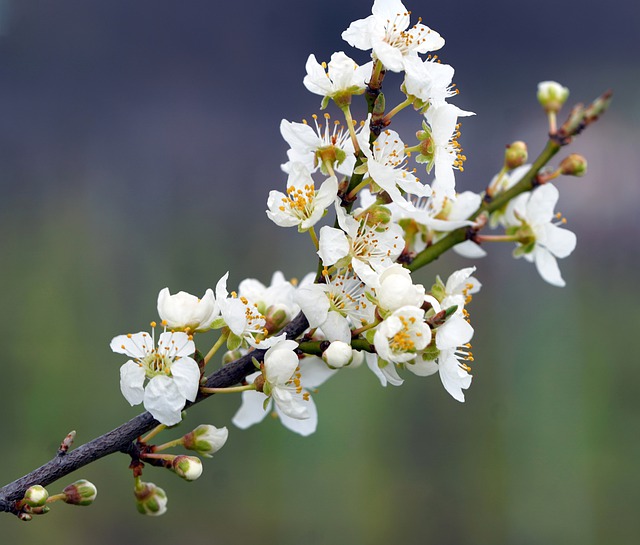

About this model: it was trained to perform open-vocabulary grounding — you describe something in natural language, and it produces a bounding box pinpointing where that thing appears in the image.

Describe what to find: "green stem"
[199,384,257,395]
[153,438,184,452]
[203,331,229,365]
[384,97,413,123]
[407,139,561,272]
[140,424,167,444]
[341,105,360,154]
[308,226,319,250]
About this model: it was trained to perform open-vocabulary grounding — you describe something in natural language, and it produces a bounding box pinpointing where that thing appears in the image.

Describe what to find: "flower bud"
[23,485,49,508]
[183,425,229,458]
[322,341,353,368]
[377,264,426,312]
[264,304,290,334]
[157,288,218,332]
[537,81,569,113]
[134,481,168,516]
[504,141,528,170]
[62,479,97,506]
[171,455,203,481]
[559,154,587,177]
[355,204,392,229]
[222,349,244,364]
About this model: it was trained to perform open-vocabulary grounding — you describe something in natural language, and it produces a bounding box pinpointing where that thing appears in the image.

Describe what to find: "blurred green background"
[0,0,638,543]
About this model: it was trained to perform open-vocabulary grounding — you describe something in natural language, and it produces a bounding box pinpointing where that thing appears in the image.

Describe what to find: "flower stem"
[407,139,561,272]
[341,105,360,153]
[474,234,520,243]
[141,452,175,462]
[384,97,413,123]
[309,226,319,250]
[153,438,185,453]
[203,331,229,365]
[199,384,257,395]
[140,424,167,444]
[345,177,371,201]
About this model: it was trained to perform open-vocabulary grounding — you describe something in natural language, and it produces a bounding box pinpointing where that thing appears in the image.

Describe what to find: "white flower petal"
[170,358,201,402]
[276,396,318,436]
[232,389,271,429]
[534,248,566,287]
[119,361,146,405]
[144,376,186,426]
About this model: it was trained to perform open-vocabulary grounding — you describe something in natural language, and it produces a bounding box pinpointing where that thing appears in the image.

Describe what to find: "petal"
[321,310,352,344]
[439,351,472,402]
[110,332,152,359]
[271,388,309,420]
[295,286,330,328]
[453,240,487,259]
[534,248,566,287]
[299,356,338,388]
[277,395,318,436]
[170,358,201,402]
[232,390,270,429]
[317,226,350,266]
[436,315,474,350]
[119,361,145,405]
[527,183,559,224]
[406,357,439,377]
[143,376,186,426]
[538,223,577,259]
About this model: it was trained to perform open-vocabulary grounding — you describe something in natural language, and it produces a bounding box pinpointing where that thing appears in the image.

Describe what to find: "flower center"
[141,352,173,378]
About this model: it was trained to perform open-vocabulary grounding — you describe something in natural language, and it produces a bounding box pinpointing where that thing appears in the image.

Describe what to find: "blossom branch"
[0,312,310,516]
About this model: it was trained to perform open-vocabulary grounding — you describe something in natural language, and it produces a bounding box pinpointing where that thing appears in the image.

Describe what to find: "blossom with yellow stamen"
[110,325,200,425]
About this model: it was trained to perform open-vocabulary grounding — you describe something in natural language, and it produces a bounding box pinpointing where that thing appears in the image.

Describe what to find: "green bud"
[222,349,243,364]
[134,481,168,516]
[265,305,289,334]
[356,204,392,229]
[62,479,97,506]
[504,141,528,170]
[559,154,588,177]
[537,81,569,113]
[23,485,49,508]
[583,90,613,124]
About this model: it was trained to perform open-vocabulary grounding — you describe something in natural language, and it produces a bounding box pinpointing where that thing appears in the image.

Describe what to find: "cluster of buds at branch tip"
[555,90,613,145]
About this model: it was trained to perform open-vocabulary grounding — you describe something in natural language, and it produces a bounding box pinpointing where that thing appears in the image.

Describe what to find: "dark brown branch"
[0,312,309,515]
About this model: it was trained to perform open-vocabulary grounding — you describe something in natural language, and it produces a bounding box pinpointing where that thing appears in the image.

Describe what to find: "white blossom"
[232,355,335,436]
[280,115,357,177]
[267,162,338,232]
[342,0,444,73]
[373,305,431,364]
[303,52,372,108]
[504,184,577,287]
[318,201,403,287]
[421,103,475,199]
[110,329,200,426]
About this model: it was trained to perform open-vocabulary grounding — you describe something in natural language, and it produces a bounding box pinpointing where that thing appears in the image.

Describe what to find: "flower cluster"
[101,0,601,517]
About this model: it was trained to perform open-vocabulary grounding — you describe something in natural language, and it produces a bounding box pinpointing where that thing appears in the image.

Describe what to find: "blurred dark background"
[0,1,638,544]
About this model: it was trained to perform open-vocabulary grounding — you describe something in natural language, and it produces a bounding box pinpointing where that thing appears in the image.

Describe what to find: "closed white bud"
[322,341,353,368]
[377,264,425,312]
[157,288,218,332]
[23,485,49,507]
[183,425,229,457]
[171,455,203,481]
[537,81,569,113]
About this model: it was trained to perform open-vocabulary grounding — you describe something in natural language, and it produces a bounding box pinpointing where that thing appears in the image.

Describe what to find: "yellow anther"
[150,321,157,328]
